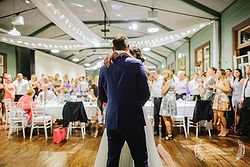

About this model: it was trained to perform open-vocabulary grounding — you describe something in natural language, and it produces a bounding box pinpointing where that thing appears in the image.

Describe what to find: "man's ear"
[125,45,130,52]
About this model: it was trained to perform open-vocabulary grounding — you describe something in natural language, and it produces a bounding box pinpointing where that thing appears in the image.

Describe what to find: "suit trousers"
[240,98,250,137]
[106,127,148,167]
[153,98,166,137]
[225,96,234,128]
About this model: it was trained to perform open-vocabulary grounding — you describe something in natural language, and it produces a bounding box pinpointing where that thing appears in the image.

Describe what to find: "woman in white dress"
[94,105,163,167]
[160,70,177,140]
[232,69,245,133]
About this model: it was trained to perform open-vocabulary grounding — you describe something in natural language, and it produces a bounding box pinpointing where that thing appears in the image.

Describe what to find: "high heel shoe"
[163,133,173,140]
[234,125,239,134]
[93,131,98,138]
[220,130,229,137]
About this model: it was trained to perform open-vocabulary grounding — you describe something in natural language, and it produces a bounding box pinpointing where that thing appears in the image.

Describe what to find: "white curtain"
[212,21,220,68]
[31,0,104,47]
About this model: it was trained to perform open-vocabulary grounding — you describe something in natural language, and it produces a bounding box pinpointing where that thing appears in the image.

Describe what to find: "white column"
[212,21,220,68]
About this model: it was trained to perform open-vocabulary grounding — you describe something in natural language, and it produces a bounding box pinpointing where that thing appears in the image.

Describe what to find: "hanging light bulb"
[8,26,21,36]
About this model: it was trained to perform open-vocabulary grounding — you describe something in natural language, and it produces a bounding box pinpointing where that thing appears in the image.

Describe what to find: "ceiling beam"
[150,50,168,63]
[0,7,37,19]
[77,58,86,64]
[28,19,174,37]
[161,45,175,52]
[29,22,54,36]
[150,50,168,59]
[89,58,100,65]
[145,59,157,66]
[143,53,161,64]
[182,0,221,18]
[112,0,215,20]
[84,20,173,32]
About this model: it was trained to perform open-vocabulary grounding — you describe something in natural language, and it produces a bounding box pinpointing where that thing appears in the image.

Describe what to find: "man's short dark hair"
[112,34,129,50]
[226,68,232,72]
[210,67,217,73]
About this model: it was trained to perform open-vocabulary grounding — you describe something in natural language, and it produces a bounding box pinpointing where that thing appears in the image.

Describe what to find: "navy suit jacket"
[98,55,150,130]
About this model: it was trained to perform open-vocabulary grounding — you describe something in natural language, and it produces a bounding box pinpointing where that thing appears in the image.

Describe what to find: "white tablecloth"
[37,102,98,119]
[39,101,196,120]
[176,101,196,117]
[143,100,196,117]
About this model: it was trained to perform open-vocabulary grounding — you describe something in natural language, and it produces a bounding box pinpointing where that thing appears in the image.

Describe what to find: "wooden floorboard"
[0,125,250,167]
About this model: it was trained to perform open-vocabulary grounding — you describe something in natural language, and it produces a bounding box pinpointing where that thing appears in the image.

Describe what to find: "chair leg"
[5,113,8,130]
[30,124,34,139]
[187,119,190,135]
[8,124,12,139]
[80,123,84,139]
[83,123,86,135]
[44,124,48,140]
[5,120,7,130]
[183,118,187,138]
[66,122,71,140]
[50,120,53,134]
[37,128,39,135]
[196,123,199,138]
[22,121,25,139]
[16,127,19,135]
[208,129,211,137]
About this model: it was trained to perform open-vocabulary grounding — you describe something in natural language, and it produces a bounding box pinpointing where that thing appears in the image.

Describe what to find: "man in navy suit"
[98,35,150,167]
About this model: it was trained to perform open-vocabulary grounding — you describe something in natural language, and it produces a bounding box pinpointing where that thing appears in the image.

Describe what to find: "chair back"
[192,100,212,123]
[30,102,46,121]
[8,102,25,122]
[4,98,12,112]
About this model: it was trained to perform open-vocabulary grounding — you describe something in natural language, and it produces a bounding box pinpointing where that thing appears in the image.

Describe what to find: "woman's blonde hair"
[163,70,173,81]
[27,89,35,96]
[218,69,227,81]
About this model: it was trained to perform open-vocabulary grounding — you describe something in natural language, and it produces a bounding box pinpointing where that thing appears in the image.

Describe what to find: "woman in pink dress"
[18,89,35,123]
[3,75,15,102]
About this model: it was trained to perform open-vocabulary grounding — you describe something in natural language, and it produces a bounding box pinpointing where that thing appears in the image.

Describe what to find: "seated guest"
[188,73,201,100]
[18,89,35,123]
[240,65,250,137]
[38,85,57,103]
[61,74,71,94]
[80,76,89,96]
[42,76,53,91]
[53,73,62,96]
[175,70,187,100]
[29,74,41,98]
[71,77,81,94]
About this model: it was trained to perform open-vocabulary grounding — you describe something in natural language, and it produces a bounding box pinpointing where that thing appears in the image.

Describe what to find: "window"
[0,52,7,75]
[194,42,210,73]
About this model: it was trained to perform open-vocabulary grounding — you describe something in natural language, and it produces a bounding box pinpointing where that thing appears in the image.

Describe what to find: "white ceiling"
[0,0,235,67]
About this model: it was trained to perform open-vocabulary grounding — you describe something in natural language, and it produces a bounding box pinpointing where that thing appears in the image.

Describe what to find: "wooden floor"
[0,125,250,167]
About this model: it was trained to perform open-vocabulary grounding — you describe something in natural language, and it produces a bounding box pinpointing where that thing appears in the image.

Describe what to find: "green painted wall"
[190,24,213,74]
[0,42,16,77]
[175,24,213,74]
[221,0,250,68]
[175,41,190,74]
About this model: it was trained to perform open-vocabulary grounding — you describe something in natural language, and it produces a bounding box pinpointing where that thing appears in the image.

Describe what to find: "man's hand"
[103,51,133,68]
[240,98,244,105]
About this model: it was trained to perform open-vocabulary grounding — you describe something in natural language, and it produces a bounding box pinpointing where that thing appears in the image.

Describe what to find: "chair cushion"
[33,115,52,122]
